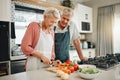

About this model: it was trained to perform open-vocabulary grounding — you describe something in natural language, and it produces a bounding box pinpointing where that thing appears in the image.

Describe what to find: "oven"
[0,21,16,76]
[11,59,26,74]
[0,21,10,61]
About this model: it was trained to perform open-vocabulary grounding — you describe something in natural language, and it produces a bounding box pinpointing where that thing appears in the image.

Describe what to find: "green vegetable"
[78,68,99,74]
[77,68,82,72]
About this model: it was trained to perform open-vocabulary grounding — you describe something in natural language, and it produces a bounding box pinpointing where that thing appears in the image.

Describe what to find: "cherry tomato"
[67,66,74,73]
[73,64,79,71]
[65,60,72,64]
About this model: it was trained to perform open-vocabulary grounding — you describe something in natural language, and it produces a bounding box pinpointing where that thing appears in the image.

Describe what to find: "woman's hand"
[52,60,62,66]
[31,51,52,65]
[41,55,52,65]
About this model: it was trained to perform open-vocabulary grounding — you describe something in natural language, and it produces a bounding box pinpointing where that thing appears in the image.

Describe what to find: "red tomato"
[67,66,74,73]
[73,64,79,71]
[66,60,72,64]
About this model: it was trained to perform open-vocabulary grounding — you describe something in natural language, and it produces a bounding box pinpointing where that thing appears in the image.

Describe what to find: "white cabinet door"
[69,50,79,61]
[82,49,95,58]
[69,49,95,61]
[72,4,92,33]
[0,0,11,21]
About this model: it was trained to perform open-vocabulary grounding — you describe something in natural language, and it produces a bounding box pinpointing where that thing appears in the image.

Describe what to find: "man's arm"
[73,38,87,61]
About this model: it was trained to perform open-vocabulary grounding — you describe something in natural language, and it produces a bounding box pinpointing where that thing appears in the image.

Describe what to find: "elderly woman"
[21,7,60,71]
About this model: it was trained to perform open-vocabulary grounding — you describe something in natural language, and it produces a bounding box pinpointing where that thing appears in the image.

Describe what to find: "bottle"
[83,41,88,49]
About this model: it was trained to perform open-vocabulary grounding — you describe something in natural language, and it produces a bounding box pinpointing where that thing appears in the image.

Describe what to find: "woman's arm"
[21,22,39,55]
[32,51,52,65]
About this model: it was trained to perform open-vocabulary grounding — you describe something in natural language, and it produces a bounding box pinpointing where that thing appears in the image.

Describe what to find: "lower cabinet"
[69,49,95,61]
[69,50,79,61]
[82,49,95,58]
[11,59,25,74]
[0,61,10,76]
[0,59,26,76]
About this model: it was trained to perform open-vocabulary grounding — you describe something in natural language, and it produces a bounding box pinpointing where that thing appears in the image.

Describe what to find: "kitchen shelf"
[15,0,69,10]
[10,55,27,61]
[80,39,86,41]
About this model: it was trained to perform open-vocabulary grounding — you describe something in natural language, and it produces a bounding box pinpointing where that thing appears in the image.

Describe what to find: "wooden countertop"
[0,66,118,80]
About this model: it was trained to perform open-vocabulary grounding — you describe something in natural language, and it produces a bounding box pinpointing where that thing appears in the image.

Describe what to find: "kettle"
[82,41,88,49]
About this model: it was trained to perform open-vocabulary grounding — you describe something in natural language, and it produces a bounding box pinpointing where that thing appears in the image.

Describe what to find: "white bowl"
[78,65,100,79]
[79,64,96,68]
[79,71,99,79]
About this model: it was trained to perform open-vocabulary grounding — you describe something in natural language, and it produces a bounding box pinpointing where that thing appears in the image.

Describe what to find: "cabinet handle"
[89,51,91,58]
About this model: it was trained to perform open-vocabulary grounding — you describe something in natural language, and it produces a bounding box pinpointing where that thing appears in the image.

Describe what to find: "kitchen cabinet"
[0,0,11,21]
[11,59,25,74]
[69,49,95,61]
[0,61,10,76]
[72,4,92,33]
[69,50,79,61]
[82,49,95,58]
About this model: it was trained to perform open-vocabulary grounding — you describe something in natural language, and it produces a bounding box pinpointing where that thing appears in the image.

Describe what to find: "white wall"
[113,4,120,53]
[46,0,62,5]
[82,0,120,46]
[0,0,11,21]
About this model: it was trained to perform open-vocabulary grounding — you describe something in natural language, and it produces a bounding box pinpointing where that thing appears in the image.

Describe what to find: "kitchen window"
[11,5,45,59]
[15,5,44,45]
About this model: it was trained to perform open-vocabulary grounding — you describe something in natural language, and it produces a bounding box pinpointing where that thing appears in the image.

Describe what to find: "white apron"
[26,28,53,71]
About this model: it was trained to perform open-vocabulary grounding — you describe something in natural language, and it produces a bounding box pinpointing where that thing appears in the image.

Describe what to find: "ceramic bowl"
[78,64,100,80]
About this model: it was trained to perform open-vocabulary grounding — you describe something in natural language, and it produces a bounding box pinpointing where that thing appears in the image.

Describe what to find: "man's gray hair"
[62,8,73,16]
[44,7,60,19]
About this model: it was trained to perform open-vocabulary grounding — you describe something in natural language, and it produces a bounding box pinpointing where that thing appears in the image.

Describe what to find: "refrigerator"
[0,21,10,61]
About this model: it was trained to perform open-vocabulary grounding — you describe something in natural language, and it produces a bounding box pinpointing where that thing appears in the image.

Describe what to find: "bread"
[56,70,65,77]
[46,67,59,73]
[61,73,69,80]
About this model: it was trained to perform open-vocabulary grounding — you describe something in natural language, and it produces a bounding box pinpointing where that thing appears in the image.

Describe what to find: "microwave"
[81,22,92,33]
[82,22,90,31]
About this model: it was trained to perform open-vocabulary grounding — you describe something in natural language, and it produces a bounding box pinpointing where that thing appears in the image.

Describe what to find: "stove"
[78,53,120,70]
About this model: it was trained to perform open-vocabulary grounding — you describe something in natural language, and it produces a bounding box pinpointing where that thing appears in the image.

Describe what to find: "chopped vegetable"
[78,68,99,74]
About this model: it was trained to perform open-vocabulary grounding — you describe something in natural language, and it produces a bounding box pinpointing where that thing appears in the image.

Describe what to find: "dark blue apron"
[54,26,70,63]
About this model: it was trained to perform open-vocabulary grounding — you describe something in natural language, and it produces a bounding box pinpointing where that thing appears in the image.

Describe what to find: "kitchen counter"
[0,66,119,80]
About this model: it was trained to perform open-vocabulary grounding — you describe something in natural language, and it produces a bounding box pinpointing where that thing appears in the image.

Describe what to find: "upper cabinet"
[72,4,93,33]
[0,0,11,21]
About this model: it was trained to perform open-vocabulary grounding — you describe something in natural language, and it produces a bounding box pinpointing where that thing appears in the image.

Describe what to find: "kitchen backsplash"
[9,1,46,53]
[11,0,47,22]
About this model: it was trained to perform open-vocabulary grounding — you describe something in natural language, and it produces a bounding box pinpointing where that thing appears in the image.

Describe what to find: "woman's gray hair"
[61,8,73,16]
[43,7,60,19]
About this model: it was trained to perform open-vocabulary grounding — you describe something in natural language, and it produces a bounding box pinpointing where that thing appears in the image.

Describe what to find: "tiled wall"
[10,1,47,49]
[11,1,47,22]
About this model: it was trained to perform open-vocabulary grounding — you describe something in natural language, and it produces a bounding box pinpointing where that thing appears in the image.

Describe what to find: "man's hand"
[80,56,88,61]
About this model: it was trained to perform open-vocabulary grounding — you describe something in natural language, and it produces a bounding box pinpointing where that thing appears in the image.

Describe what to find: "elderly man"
[54,8,87,62]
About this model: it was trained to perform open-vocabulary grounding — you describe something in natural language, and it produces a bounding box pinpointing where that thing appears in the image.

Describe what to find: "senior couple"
[21,7,87,71]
